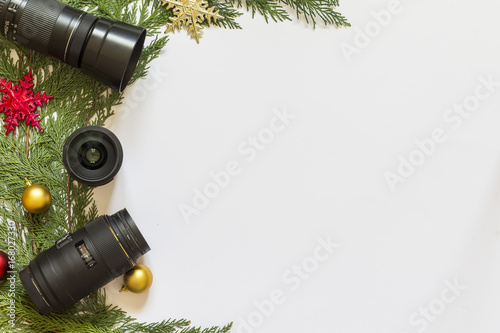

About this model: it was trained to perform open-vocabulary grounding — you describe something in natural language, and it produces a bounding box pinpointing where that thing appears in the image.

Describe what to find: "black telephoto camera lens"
[63,126,123,187]
[19,209,150,315]
[0,0,146,92]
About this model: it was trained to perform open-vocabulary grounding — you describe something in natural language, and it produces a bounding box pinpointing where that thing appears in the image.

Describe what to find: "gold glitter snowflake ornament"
[162,0,223,43]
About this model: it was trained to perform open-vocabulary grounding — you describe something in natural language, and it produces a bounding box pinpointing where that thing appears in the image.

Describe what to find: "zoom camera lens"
[19,209,151,315]
[0,0,146,92]
[63,126,123,187]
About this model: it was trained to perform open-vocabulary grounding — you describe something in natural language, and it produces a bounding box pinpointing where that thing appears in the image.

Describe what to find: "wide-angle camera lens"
[0,0,146,91]
[63,126,123,187]
[19,209,151,315]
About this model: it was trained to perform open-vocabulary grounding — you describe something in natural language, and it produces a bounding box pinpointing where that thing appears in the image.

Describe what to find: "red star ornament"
[0,71,53,135]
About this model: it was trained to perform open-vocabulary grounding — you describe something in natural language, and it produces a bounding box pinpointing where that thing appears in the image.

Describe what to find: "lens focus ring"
[15,0,65,54]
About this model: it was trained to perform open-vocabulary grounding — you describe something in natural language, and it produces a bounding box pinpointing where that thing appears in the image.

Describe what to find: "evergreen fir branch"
[164,0,347,32]
[177,323,233,333]
[115,318,192,332]
[206,0,243,29]
[278,0,350,27]
[138,0,173,35]
[219,0,349,27]
[225,0,291,23]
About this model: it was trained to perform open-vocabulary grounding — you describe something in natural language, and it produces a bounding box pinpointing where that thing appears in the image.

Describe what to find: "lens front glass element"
[78,141,108,170]
[86,148,101,164]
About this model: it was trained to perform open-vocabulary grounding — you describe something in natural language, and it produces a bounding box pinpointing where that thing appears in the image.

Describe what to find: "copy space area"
[94,1,500,332]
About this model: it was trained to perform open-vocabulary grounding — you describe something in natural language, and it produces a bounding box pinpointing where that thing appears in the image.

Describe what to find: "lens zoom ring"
[16,0,65,53]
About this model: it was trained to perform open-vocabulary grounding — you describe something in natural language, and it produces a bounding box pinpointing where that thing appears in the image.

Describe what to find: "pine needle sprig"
[227,0,349,26]
[116,318,193,332]
[206,0,243,30]
[177,323,233,333]
[165,0,348,34]
[224,0,291,23]
[278,0,350,27]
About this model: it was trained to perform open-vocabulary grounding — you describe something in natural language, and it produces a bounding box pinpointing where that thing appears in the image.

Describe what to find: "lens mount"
[63,126,123,187]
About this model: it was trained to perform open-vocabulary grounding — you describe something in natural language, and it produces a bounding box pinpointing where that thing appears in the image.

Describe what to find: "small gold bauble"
[120,264,153,293]
[22,179,51,214]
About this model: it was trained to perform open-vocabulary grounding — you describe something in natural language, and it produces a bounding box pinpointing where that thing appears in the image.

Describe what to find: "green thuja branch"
[224,0,290,23]
[278,0,349,27]
[166,0,349,33]
[207,1,243,29]
[212,0,349,27]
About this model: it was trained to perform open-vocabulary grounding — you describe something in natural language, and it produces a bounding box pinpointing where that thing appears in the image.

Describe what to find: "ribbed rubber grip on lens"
[85,217,134,278]
[0,1,6,18]
[16,0,65,53]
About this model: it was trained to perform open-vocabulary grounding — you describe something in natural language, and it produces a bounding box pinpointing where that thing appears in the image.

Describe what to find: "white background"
[94,0,500,332]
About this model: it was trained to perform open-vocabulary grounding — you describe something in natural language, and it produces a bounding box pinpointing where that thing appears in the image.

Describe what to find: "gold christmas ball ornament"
[120,264,153,293]
[22,179,52,214]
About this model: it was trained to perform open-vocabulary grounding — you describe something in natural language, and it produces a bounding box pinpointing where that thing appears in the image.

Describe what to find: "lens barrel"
[0,0,146,91]
[19,209,150,315]
[63,126,123,187]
